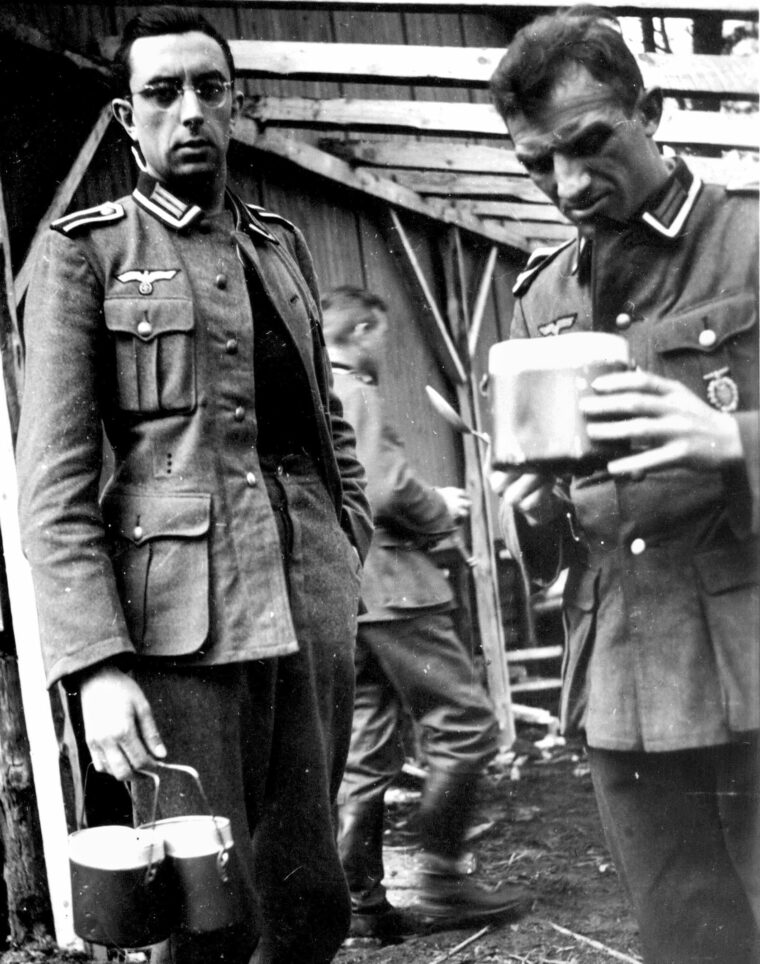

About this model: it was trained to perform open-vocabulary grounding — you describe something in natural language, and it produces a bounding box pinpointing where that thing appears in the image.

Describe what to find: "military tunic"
[509,159,759,752]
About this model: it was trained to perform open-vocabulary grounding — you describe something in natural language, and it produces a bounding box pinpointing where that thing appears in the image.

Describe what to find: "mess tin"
[69,823,172,948]
[140,763,248,935]
[488,332,632,472]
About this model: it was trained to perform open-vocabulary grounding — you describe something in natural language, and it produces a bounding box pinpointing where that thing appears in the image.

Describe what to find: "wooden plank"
[511,678,562,692]
[74,0,760,18]
[384,170,545,200]
[507,646,564,661]
[467,245,498,359]
[332,138,760,187]
[466,201,569,222]
[232,40,759,99]
[0,268,76,948]
[326,139,527,175]
[234,122,532,250]
[389,210,467,383]
[250,97,760,149]
[14,105,113,307]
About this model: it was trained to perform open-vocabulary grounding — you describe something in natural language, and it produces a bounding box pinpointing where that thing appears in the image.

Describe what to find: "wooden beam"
[15,105,113,307]
[465,201,569,222]
[468,245,498,360]
[232,40,759,99]
[389,209,467,384]
[382,170,545,201]
[36,0,760,15]
[481,219,576,244]
[250,97,760,149]
[326,139,527,176]
[330,138,760,189]
[234,121,532,250]
[0,249,76,948]
[0,181,22,435]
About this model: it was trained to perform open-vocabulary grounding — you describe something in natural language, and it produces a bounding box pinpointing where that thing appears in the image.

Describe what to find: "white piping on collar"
[133,188,203,230]
[641,174,702,239]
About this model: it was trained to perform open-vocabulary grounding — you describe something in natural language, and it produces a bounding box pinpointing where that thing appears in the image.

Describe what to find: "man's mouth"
[562,194,609,222]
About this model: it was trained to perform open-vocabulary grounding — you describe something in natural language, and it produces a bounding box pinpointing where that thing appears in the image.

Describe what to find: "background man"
[322,286,529,941]
[490,9,759,962]
[16,8,371,964]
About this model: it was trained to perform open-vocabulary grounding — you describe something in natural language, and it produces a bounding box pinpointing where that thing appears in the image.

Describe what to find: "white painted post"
[0,370,77,946]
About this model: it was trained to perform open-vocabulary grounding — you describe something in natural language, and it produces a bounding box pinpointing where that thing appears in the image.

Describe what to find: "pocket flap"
[653,292,756,355]
[102,492,211,545]
[694,540,759,595]
[104,299,195,342]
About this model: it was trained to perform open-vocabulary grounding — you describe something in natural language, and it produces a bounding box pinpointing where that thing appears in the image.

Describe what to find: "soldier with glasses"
[16,7,371,963]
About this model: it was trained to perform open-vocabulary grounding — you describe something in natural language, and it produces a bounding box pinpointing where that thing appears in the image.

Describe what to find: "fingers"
[135,700,168,764]
[589,370,673,396]
[606,440,690,477]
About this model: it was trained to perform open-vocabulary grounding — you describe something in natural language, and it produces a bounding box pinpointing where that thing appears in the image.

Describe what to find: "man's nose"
[179,87,204,125]
[554,154,591,203]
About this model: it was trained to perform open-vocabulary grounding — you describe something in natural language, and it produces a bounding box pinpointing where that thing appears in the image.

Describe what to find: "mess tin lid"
[69,825,164,870]
[148,815,233,857]
[489,332,630,374]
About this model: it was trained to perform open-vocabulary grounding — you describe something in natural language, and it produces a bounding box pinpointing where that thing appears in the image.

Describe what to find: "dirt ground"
[0,733,642,964]
[335,734,642,964]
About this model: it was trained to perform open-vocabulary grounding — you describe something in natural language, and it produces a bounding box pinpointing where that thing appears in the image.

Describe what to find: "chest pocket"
[651,291,757,408]
[104,298,196,415]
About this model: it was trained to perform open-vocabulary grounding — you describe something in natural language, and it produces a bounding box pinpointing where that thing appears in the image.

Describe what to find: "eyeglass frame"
[129,78,234,110]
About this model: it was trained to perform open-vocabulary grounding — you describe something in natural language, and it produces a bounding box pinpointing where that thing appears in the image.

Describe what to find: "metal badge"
[704,367,739,413]
[538,314,576,337]
[116,269,178,296]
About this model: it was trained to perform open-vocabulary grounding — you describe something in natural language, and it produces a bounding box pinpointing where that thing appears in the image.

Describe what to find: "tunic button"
[245,471,257,487]
[133,525,144,541]
[234,406,245,421]
[630,538,646,556]
[615,312,632,330]
[699,328,717,348]
[137,319,152,337]
[225,337,238,354]
[215,273,227,290]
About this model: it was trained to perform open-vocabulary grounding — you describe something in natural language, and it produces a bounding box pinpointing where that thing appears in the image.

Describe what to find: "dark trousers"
[339,612,500,807]
[587,738,760,964]
[134,469,359,964]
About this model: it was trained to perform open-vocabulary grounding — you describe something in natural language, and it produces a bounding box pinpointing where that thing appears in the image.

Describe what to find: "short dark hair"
[490,7,643,122]
[321,286,388,345]
[114,6,236,95]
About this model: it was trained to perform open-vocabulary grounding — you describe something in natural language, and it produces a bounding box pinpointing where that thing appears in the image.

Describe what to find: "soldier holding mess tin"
[489,8,758,962]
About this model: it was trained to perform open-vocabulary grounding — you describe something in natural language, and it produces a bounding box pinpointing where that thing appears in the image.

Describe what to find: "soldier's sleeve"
[16,229,135,686]
[343,377,454,542]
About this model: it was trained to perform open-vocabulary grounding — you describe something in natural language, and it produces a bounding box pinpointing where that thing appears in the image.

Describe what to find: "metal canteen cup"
[488,332,632,472]
[144,762,249,934]
[69,770,174,948]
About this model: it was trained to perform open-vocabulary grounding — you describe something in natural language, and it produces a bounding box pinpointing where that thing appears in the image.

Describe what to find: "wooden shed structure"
[0,0,757,948]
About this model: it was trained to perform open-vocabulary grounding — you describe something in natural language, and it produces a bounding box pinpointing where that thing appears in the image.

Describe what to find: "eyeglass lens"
[138,80,231,108]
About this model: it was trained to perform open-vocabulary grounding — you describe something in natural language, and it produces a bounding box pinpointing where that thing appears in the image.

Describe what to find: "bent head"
[112,7,243,206]
[321,287,389,381]
[491,9,668,227]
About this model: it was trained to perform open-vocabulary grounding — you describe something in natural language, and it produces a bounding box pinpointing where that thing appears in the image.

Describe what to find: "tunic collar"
[638,156,702,239]
[132,172,205,230]
[132,173,279,245]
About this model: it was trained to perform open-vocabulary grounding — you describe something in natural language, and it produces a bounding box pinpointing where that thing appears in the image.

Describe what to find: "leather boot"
[416,769,531,925]
[338,798,407,939]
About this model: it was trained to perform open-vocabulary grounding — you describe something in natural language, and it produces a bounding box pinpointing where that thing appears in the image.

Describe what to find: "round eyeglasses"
[132,79,233,110]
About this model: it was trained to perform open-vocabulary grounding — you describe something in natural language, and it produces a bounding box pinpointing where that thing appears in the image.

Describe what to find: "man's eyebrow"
[143,68,227,83]
[553,120,616,152]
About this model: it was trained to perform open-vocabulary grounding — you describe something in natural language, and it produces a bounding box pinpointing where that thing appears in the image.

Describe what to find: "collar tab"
[133,173,205,231]
[640,158,702,239]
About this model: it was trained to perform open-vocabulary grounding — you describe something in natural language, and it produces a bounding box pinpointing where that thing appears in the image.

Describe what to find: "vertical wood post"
[0,179,76,947]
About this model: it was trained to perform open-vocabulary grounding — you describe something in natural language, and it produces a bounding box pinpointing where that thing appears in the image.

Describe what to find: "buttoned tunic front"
[507,160,759,752]
[17,174,371,687]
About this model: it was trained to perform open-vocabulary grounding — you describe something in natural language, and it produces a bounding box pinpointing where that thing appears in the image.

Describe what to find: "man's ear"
[112,98,137,139]
[638,87,663,136]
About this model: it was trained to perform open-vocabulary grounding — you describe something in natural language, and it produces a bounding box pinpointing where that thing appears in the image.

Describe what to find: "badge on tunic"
[704,367,739,413]
[116,269,178,296]
[538,314,576,337]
